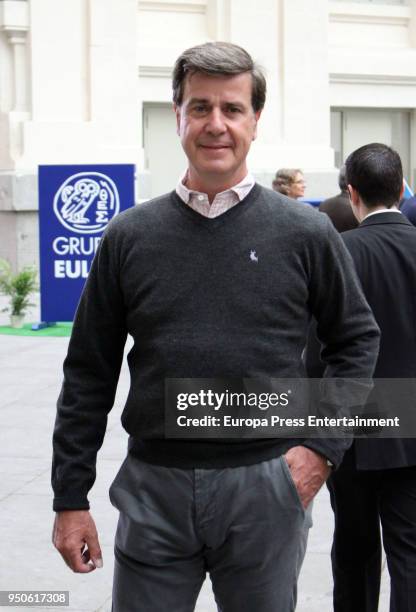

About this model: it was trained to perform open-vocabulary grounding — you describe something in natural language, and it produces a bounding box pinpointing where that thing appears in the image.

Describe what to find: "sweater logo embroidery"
[250,250,259,263]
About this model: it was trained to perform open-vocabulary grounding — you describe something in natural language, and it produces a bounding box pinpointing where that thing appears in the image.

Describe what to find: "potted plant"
[0,259,38,328]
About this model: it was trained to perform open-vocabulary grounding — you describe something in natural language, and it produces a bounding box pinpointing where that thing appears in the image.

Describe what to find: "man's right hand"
[52,510,103,573]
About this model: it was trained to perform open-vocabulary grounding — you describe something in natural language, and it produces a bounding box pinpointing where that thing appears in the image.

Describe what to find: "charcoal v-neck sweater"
[52,184,379,511]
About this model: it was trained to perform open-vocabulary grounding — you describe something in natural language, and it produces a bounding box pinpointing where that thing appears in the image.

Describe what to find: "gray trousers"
[109,454,312,612]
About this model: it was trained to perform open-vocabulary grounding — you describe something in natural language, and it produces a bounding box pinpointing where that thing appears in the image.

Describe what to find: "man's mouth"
[199,144,231,149]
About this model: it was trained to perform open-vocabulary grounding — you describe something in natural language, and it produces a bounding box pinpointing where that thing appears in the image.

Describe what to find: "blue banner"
[38,164,135,322]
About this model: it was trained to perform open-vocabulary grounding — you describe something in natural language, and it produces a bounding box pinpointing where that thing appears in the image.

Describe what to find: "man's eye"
[227,107,242,114]
[193,105,208,113]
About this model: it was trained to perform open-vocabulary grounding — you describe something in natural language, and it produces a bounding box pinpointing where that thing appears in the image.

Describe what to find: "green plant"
[0,258,38,317]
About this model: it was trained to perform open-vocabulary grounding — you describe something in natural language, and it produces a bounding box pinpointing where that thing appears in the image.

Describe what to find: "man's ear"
[174,104,181,136]
[348,184,360,206]
[252,110,262,141]
[348,184,361,221]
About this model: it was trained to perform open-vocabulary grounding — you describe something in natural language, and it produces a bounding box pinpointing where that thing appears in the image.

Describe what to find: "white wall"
[1,0,416,269]
[136,0,335,184]
[328,0,416,188]
[329,2,416,108]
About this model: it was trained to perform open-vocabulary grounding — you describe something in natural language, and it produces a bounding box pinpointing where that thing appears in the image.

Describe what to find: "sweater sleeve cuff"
[53,495,90,512]
[300,438,353,470]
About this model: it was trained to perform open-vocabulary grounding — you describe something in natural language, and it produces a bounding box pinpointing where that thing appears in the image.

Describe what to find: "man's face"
[175,71,261,190]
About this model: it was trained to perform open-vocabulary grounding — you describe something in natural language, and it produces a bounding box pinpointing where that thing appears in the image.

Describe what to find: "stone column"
[0,1,30,165]
[7,28,29,113]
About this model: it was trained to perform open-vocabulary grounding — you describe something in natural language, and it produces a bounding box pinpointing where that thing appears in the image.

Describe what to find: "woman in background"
[272,168,305,200]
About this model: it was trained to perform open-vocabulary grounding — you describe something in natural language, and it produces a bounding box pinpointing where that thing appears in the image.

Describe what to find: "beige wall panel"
[30,0,87,121]
[138,6,207,68]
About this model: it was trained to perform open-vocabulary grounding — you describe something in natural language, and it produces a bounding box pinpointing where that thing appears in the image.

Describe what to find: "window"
[330,108,412,186]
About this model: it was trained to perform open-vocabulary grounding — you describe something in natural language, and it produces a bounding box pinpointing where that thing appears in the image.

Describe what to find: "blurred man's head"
[346,144,404,220]
[338,165,348,193]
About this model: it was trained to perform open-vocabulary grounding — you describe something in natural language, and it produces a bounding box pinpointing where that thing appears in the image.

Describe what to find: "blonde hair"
[272,168,303,196]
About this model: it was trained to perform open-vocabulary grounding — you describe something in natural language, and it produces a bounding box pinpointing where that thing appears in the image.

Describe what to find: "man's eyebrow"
[187,97,210,105]
[224,101,244,108]
[186,98,246,108]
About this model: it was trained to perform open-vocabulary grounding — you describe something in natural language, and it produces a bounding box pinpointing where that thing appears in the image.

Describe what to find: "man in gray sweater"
[52,42,380,611]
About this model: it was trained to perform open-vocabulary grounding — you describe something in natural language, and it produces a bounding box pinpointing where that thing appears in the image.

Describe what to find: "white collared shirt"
[363,205,401,221]
[176,172,256,218]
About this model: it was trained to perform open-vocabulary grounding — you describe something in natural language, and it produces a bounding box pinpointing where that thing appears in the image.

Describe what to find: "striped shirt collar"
[176,171,256,219]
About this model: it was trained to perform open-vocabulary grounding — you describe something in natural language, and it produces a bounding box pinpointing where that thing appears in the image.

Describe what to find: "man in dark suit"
[319,165,358,233]
[328,143,416,612]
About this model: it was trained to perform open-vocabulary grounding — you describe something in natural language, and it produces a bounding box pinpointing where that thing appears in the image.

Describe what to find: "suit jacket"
[342,212,416,469]
[319,191,358,233]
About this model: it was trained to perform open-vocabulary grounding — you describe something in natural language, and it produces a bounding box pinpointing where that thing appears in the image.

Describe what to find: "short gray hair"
[172,42,266,112]
[272,168,303,196]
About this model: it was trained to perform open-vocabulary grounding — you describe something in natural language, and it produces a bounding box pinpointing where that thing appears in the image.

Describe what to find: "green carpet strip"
[0,322,72,337]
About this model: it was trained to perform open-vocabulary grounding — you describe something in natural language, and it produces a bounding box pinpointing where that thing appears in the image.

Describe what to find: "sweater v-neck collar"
[170,183,262,230]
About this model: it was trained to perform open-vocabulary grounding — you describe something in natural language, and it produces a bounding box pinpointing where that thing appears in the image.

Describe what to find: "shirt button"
[197,195,204,201]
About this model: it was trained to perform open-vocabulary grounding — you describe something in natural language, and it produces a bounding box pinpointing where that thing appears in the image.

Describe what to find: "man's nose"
[205,108,227,134]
